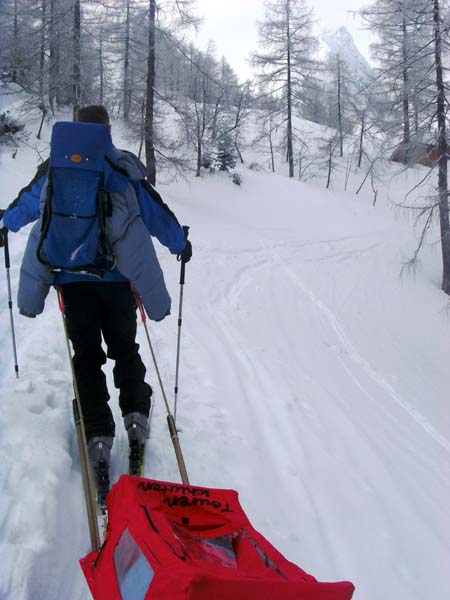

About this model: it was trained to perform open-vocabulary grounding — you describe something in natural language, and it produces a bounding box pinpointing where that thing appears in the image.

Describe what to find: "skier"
[0,105,192,500]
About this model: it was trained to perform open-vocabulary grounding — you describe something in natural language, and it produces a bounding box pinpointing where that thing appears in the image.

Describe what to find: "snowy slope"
[0,121,450,600]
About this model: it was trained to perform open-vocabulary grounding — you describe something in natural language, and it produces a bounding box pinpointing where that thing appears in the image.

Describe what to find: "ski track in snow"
[278,256,450,455]
[183,237,450,600]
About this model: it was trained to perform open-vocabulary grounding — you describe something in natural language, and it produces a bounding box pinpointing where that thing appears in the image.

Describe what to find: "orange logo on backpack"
[70,154,82,163]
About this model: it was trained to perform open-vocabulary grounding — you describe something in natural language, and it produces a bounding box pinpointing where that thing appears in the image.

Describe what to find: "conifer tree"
[252,0,317,178]
[431,0,450,293]
[214,132,237,172]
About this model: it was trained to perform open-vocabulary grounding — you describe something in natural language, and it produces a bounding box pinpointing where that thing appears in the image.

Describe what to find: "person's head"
[76,105,110,126]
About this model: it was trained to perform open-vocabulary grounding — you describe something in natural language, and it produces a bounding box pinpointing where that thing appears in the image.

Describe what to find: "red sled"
[81,475,355,600]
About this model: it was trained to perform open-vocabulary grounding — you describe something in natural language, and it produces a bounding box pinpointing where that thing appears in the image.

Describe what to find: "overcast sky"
[194,0,372,80]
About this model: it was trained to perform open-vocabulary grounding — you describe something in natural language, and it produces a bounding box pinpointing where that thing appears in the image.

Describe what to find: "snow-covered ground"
[0,116,449,600]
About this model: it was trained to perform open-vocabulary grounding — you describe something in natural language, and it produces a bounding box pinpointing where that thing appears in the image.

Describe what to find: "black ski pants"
[62,281,152,441]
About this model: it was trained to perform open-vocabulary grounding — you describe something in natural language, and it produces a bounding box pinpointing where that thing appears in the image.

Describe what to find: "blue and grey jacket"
[4,150,187,321]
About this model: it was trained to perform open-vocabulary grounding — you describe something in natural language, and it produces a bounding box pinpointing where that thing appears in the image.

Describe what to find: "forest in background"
[0,0,448,290]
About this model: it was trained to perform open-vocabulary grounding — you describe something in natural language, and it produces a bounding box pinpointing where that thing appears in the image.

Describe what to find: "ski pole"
[174,226,190,424]
[57,287,101,551]
[2,228,19,378]
[134,292,190,485]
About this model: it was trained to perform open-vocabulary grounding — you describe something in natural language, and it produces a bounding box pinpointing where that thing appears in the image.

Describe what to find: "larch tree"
[360,0,437,154]
[252,0,317,178]
[363,0,450,293]
[143,0,198,183]
[431,0,450,293]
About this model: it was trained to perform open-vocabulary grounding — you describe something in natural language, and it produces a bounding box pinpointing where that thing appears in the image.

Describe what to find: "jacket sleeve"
[133,180,186,254]
[3,159,49,232]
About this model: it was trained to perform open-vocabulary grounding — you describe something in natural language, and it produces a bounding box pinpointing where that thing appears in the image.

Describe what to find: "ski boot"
[87,436,113,513]
[124,412,149,477]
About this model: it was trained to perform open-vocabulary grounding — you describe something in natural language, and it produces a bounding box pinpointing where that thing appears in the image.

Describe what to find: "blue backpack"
[37,121,129,275]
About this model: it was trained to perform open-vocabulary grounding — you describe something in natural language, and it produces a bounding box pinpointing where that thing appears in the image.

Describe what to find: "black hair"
[77,105,110,125]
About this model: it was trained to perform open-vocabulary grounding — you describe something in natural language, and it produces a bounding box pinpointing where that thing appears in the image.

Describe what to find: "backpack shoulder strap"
[140,179,180,226]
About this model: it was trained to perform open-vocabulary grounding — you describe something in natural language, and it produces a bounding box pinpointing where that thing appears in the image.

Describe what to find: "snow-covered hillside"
[0,112,449,600]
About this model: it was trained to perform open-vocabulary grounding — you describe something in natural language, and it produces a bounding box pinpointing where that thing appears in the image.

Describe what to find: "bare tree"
[142,0,198,183]
[123,0,131,120]
[72,0,81,119]
[432,0,450,293]
[252,0,317,178]
[360,0,413,153]
[144,0,157,183]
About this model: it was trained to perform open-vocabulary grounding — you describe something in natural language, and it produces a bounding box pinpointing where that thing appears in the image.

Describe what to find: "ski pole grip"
[133,290,147,323]
[180,226,190,285]
[57,287,65,313]
[3,229,10,269]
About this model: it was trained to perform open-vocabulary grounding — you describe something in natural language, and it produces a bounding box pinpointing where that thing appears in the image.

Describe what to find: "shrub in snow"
[201,152,213,169]
[214,133,237,172]
[231,172,242,186]
[0,111,24,142]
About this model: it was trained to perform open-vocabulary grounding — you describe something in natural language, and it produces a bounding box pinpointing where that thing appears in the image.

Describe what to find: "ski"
[92,460,109,541]
[93,457,110,515]
[129,437,145,477]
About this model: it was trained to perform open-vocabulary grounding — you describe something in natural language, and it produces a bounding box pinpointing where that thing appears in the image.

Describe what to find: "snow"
[1,115,450,600]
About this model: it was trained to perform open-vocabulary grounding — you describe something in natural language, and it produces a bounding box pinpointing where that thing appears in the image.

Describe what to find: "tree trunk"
[286,0,294,178]
[196,136,202,177]
[326,141,332,189]
[235,143,244,164]
[233,89,245,164]
[99,33,104,105]
[72,0,81,120]
[195,83,207,177]
[144,0,157,184]
[337,55,343,157]
[138,98,145,159]
[49,0,59,113]
[270,133,275,173]
[37,105,47,140]
[195,96,202,177]
[123,0,131,120]
[358,111,366,168]
[413,95,420,138]
[39,0,46,100]
[401,2,411,160]
[433,0,450,294]
[12,0,18,83]
[211,98,221,142]
[269,113,275,173]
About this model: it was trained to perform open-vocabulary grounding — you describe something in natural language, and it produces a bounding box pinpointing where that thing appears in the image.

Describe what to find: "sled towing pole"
[2,229,19,378]
[174,225,189,424]
[134,293,190,485]
[57,288,101,551]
